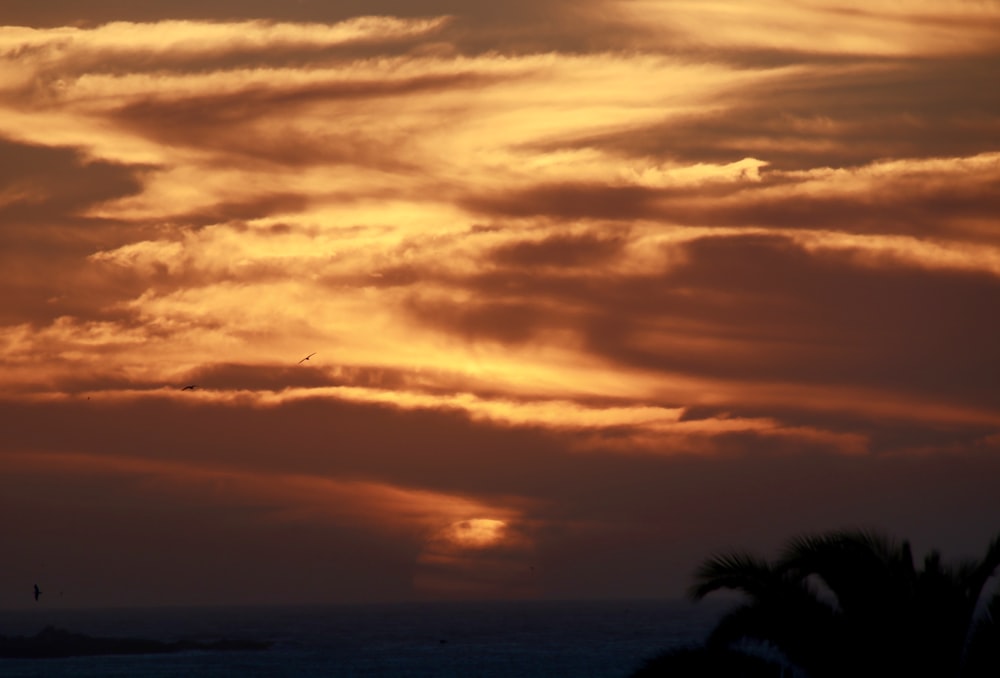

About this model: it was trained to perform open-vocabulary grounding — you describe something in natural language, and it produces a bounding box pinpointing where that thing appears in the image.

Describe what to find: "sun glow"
[414,517,537,599]
[443,519,508,549]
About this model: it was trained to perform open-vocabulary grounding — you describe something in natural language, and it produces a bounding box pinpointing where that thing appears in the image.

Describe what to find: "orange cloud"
[0,5,998,593]
[617,0,1000,56]
[0,16,449,62]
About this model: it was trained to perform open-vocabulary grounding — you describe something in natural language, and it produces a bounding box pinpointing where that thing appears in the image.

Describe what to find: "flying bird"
[181,384,198,391]
[298,352,317,364]
[33,584,41,602]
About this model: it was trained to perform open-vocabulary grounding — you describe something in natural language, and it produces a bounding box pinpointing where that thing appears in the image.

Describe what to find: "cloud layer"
[1,0,999,607]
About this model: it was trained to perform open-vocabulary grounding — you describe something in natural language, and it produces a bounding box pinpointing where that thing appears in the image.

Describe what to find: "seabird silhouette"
[297,352,317,364]
[33,584,41,602]
[181,385,197,391]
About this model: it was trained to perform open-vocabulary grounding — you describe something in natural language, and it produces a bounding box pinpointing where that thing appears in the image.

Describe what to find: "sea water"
[0,599,724,677]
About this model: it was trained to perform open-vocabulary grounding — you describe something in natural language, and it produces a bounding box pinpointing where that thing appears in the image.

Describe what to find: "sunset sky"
[2,0,999,608]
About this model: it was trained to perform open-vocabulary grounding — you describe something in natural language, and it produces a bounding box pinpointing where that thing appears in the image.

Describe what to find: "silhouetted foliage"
[685,529,1000,678]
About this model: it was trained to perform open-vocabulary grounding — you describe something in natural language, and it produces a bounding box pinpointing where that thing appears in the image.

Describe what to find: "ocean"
[0,599,723,677]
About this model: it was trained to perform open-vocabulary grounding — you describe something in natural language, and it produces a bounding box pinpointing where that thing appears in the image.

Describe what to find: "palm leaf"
[689,552,776,600]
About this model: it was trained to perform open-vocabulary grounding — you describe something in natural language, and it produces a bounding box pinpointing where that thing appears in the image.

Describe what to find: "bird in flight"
[33,584,41,602]
[298,352,317,364]
[181,384,198,391]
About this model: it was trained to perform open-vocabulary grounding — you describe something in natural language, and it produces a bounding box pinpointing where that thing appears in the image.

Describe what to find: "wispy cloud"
[617,0,1000,56]
[1,1,998,605]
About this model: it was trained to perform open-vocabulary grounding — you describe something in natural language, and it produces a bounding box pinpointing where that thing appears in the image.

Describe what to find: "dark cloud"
[167,192,313,225]
[1,464,420,607]
[0,139,153,324]
[678,169,1000,240]
[0,394,581,531]
[491,232,627,268]
[403,297,554,344]
[463,183,669,221]
[2,391,998,606]
[401,233,1000,411]
[461,164,1000,241]
[641,235,1000,406]
[0,138,149,224]
[177,363,340,392]
[161,362,443,394]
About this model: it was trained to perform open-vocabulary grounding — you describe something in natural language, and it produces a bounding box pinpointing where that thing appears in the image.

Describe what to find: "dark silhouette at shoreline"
[33,584,41,602]
[0,626,271,659]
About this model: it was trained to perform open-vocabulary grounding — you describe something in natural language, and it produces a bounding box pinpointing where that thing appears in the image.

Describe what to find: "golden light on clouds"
[441,519,509,549]
[620,0,1000,56]
[0,16,449,55]
[1,0,999,606]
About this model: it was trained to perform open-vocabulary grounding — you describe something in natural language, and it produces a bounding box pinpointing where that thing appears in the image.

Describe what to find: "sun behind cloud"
[445,518,509,548]
[414,518,537,599]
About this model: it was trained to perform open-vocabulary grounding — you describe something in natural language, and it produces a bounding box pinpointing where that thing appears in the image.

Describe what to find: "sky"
[1,0,999,609]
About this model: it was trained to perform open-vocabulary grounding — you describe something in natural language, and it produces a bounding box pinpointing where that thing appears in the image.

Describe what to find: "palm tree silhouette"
[687,529,1000,678]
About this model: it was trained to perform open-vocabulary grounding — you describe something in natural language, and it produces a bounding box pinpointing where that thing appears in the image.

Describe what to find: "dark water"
[0,599,723,677]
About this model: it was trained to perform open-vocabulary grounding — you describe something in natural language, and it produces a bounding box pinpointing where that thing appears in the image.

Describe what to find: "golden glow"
[441,519,509,549]
[414,518,536,599]
[1,2,998,607]
[6,14,993,432]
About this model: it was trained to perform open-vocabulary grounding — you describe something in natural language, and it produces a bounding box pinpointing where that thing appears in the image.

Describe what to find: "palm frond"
[963,592,1000,677]
[966,531,1000,606]
[689,551,775,600]
[683,529,1000,677]
[779,528,916,619]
